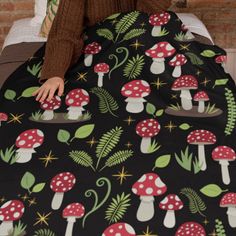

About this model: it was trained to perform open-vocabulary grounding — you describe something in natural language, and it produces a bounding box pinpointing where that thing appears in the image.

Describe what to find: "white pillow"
[30,0,47,26]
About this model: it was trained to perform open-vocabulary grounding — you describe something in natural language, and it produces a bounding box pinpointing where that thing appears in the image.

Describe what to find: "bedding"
[0,11,235,236]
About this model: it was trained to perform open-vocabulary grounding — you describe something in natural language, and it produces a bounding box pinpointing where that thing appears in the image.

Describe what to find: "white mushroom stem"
[41,110,54,120]
[15,148,36,163]
[152,26,161,37]
[0,221,13,235]
[65,217,76,236]
[180,89,193,111]
[219,160,230,185]
[198,144,207,171]
[198,101,205,113]
[125,97,146,113]
[84,54,93,67]
[227,207,236,228]
[151,58,165,74]
[163,210,176,228]
[140,137,151,154]
[172,66,182,78]
[137,196,155,222]
[97,72,105,87]
[51,192,64,210]
[67,106,84,120]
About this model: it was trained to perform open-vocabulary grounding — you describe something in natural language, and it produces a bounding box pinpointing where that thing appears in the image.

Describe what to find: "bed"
[0,11,235,236]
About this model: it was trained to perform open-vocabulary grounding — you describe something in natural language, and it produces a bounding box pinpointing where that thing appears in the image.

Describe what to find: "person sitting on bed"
[33,0,171,102]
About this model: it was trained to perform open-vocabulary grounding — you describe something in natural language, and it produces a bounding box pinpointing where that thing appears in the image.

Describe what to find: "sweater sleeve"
[40,0,85,83]
[136,0,171,13]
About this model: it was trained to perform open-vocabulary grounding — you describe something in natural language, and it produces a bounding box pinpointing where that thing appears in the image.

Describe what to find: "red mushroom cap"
[102,223,136,236]
[145,42,176,59]
[175,222,206,236]
[194,91,209,102]
[187,130,216,145]
[0,200,24,222]
[63,203,85,218]
[50,172,76,193]
[169,54,187,67]
[15,129,44,149]
[215,55,227,64]
[212,146,236,161]
[121,80,151,98]
[172,75,198,90]
[40,96,61,111]
[83,42,101,54]
[136,119,161,138]
[65,89,90,107]
[132,173,167,197]
[0,113,8,121]
[220,192,236,207]
[94,63,110,73]
[149,12,171,26]
[159,194,183,211]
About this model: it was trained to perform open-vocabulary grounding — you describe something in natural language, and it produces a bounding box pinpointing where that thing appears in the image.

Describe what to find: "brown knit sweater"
[40,0,171,82]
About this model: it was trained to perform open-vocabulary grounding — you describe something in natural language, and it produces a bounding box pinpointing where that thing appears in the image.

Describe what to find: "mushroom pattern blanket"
[0,11,236,236]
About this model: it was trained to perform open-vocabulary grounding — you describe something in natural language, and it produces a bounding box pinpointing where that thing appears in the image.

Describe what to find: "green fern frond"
[215,219,226,236]
[100,150,133,171]
[105,193,131,223]
[180,187,206,217]
[97,29,114,41]
[33,228,55,236]
[123,55,145,79]
[122,29,146,42]
[69,151,95,171]
[91,87,119,117]
[115,11,140,34]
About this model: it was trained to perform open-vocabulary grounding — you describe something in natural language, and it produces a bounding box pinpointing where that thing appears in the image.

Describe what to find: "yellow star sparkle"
[201,77,211,87]
[21,194,30,201]
[7,113,24,124]
[86,137,98,148]
[138,226,158,236]
[208,230,217,236]
[196,70,202,76]
[125,142,133,148]
[112,166,132,185]
[28,198,37,207]
[124,116,136,126]
[0,197,6,203]
[130,40,144,50]
[77,72,88,82]
[203,218,209,225]
[140,22,146,27]
[180,43,191,51]
[151,78,167,90]
[34,212,52,226]
[164,121,177,132]
[171,94,178,99]
[39,151,58,168]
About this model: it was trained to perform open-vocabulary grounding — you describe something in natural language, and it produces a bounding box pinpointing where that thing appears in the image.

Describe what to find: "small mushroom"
[63,203,85,236]
[171,75,198,110]
[193,91,209,113]
[149,12,171,36]
[175,222,206,236]
[215,55,227,68]
[102,222,136,236]
[169,54,187,78]
[212,146,236,185]
[0,113,8,126]
[94,63,110,87]
[220,192,236,228]
[50,172,76,210]
[121,80,151,113]
[15,129,44,163]
[132,173,167,222]
[40,96,61,120]
[159,194,183,228]
[145,42,176,74]
[0,200,24,235]
[136,119,161,153]
[187,130,216,171]
[65,89,90,120]
[83,42,101,67]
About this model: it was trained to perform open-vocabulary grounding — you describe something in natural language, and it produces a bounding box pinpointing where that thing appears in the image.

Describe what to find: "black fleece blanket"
[0,11,235,236]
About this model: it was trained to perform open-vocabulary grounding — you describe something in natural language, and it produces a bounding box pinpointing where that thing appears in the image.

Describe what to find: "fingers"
[47,87,57,101]
[39,89,50,103]
[58,81,64,97]
[35,88,44,101]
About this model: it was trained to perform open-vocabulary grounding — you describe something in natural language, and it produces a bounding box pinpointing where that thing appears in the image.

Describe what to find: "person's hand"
[33,77,64,103]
